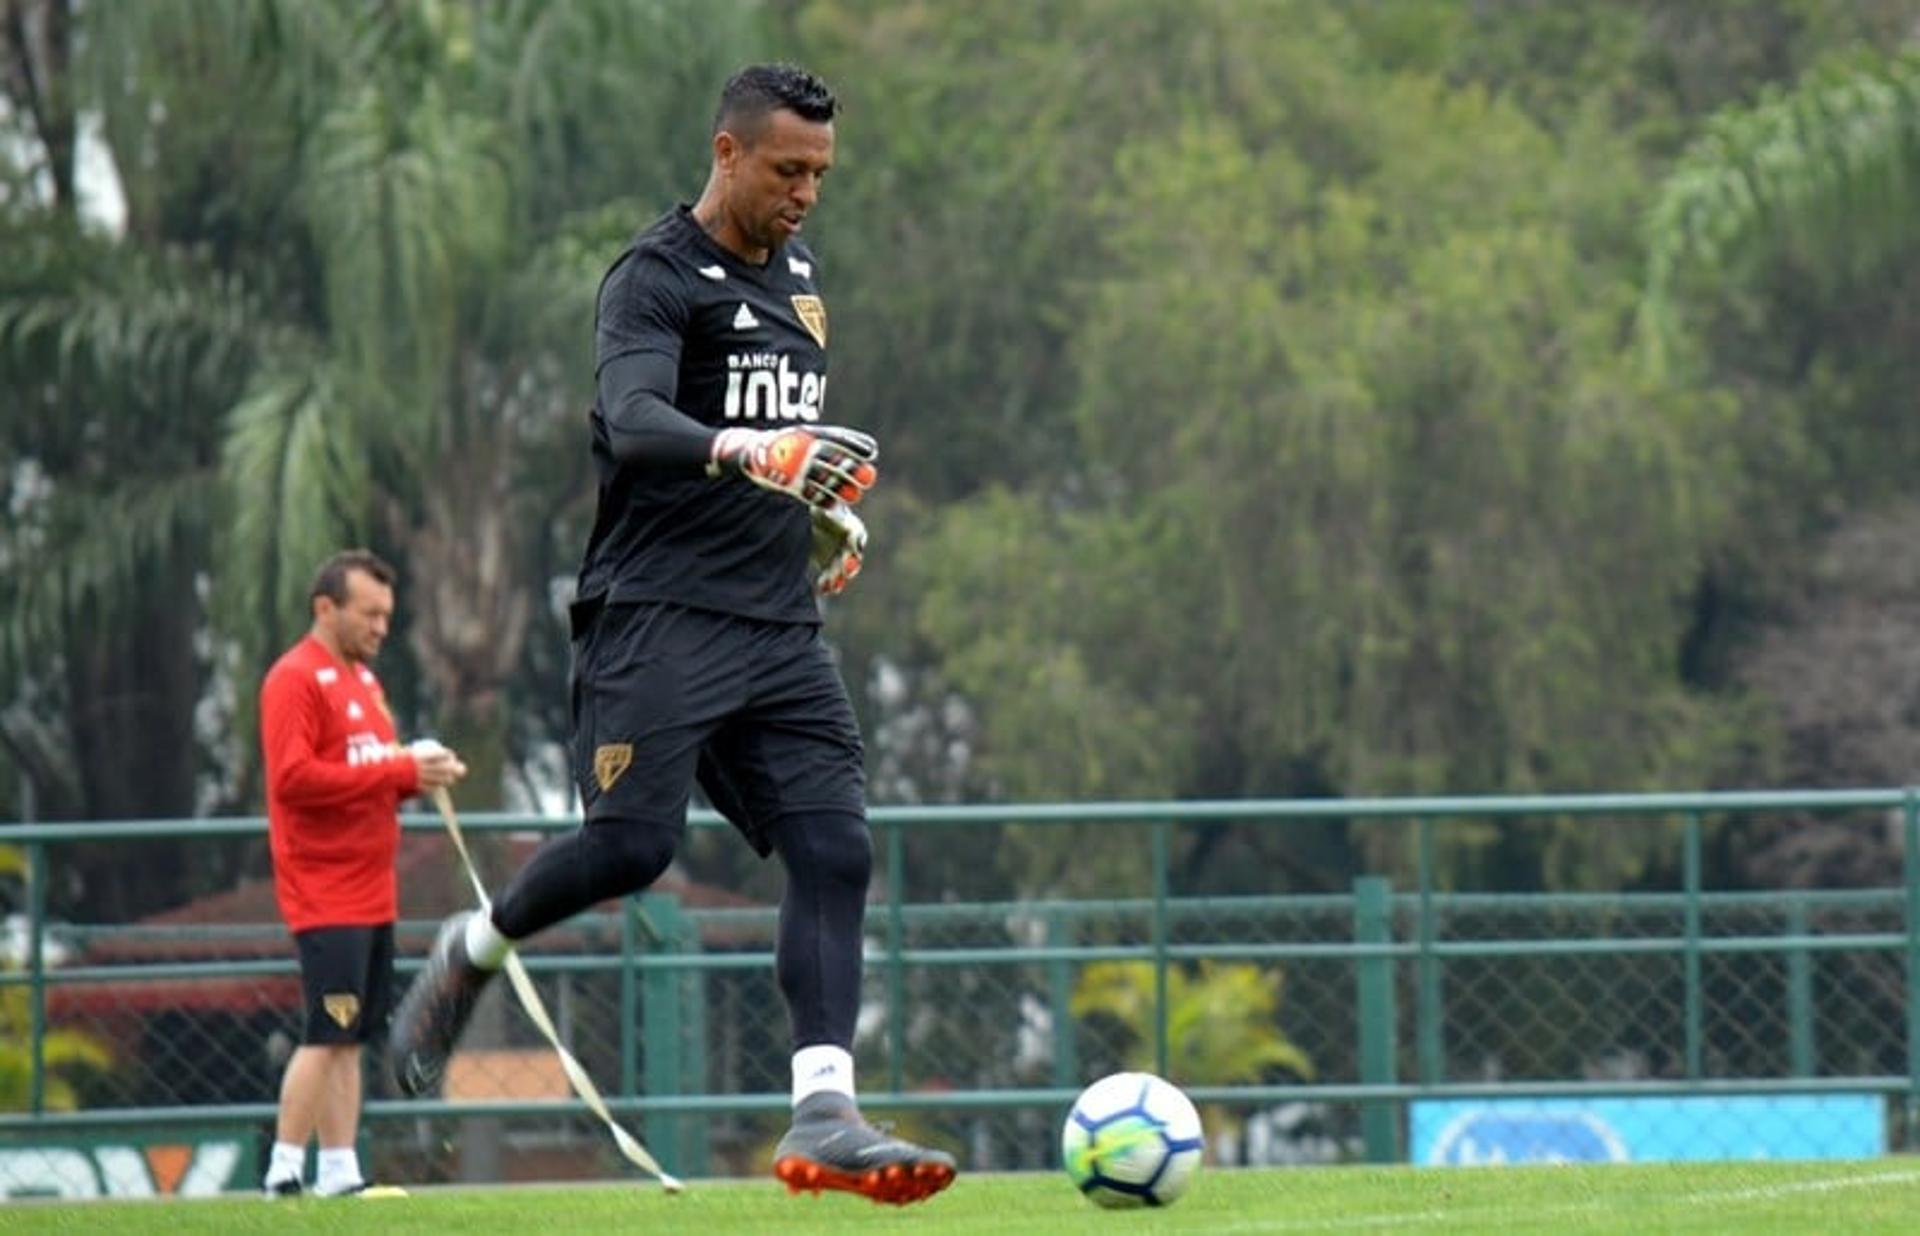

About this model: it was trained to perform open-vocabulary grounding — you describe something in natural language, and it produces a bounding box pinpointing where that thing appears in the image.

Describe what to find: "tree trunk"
[1,0,76,218]
[58,553,203,919]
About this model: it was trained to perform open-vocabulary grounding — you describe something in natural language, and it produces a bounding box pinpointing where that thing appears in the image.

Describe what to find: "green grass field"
[6,1161,1920,1234]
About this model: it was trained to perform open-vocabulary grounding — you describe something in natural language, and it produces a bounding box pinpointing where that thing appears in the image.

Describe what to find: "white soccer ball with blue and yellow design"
[1061,1071,1204,1208]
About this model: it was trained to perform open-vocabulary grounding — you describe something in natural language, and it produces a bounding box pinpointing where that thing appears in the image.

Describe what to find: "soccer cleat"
[773,1092,957,1206]
[388,911,495,1097]
[263,1177,303,1199]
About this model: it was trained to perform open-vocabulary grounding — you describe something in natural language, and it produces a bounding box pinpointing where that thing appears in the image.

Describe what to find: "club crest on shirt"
[323,993,360,1028]
[594,743,634,792]
[791,295,827,348]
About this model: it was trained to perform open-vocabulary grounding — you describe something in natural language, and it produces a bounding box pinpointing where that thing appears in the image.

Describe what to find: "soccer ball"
[1060,1071,1204,1208]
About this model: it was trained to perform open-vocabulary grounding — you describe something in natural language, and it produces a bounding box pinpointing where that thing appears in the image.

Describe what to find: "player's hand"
[809,501,867,597]
[707,425,879,508]
[409,739,469,790]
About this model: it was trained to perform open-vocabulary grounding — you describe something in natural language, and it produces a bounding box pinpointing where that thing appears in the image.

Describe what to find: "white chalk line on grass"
[1683,1166,1920,1204]
[1204,1167,1920,1234]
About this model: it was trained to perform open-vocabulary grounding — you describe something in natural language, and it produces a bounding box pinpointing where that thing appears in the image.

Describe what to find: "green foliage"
[7,0,1920,912]
[0,845,112,1111]
[0,986,113,1113]
[1071,960,1313,1086]
[1643,51,1920,363]
[893,9,1759,890]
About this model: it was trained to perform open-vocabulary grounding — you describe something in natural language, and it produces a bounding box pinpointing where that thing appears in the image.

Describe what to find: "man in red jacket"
[259,549,467,1197]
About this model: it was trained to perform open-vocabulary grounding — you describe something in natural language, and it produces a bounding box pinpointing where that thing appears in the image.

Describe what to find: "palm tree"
[7,0,762,831]
[1071,960,1315,1088]
[1640,51,1920,365]
[0,238,266,912]
[211,0,759,807]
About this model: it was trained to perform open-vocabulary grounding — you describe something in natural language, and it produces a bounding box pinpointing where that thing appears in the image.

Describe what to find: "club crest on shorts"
[594,743,634,792]
[323,993,360,1028]
[791,295,827,348]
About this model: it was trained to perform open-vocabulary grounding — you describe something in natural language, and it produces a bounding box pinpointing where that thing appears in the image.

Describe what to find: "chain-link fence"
[3,793,1917,1197]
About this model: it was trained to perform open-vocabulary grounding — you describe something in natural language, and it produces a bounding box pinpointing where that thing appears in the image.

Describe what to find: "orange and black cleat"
[773,1094,957,1206]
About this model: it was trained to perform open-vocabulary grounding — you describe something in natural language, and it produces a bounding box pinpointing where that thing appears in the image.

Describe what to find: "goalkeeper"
[389,63,954,1205]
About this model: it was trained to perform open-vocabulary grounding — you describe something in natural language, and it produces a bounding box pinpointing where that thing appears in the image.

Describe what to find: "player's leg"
[265,1046,323,1195]
[269,926,379,1195]
[312,923,397,1196]
[312,1046,364,1196]
[709,621,956,1204]
[390,603,722,1096]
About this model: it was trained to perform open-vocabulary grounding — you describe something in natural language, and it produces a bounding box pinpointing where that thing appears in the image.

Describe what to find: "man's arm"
[595,253,877,503]
[597,350,718,472]
[260,670,419,809]
[601,351,878,504]
[595,249,709,472]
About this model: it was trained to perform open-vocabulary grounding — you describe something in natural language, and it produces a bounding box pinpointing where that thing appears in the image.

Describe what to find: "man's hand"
[708,425,878,508]
[809,501,867,597]
[409,738,469,791]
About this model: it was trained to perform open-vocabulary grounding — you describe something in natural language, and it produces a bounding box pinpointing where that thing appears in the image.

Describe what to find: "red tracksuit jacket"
[260,635,420,931]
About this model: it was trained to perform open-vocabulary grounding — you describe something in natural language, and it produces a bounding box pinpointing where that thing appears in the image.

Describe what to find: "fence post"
[1904,789,1920,1144]
[1787,898,1814,1079]
[682,921,710,1178]
[1048,909,1079,1090]
[28,841,46,1116]
[640,892,684,1176]
[887,820,906,1094]
[1152,821,1170,1080]
[1683,813,1703,1080]
[620,895,639,1099]
[1415,819,1442,1085]
[1354,876,1399,1163]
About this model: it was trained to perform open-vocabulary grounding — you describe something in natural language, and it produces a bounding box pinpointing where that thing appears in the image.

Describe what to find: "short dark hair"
[309,548,396,607]
[712,63,836,140]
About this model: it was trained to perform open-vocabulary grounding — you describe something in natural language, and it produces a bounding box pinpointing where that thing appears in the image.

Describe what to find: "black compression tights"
[487,809,873,1052]
[490,816,680,939]
[771,810,873,1050]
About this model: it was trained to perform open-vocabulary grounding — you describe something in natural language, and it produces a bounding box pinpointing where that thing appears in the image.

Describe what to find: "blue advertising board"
[1410,1095,1884,1166]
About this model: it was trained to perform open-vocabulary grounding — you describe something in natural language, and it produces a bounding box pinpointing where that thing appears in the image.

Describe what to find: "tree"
[6,1,766,828]
[1641,51,1920,371]
[1,1,764,921]
[1072,960,1313,1084]
[899,10,1742,898]
[207,0,761,807]
[1642,50,1920,888]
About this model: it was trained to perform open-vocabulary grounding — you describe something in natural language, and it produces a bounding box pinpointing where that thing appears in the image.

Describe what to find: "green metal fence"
[2,790,1917,1196]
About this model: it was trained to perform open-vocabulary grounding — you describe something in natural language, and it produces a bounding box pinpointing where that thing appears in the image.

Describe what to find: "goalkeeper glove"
[809,501,867,597]
[708,425,878,508]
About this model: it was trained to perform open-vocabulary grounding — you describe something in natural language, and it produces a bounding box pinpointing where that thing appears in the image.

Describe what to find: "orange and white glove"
[707,425,878,509]
[809,501,867,597]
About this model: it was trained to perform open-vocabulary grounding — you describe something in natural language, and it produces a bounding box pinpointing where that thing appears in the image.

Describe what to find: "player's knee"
[808,810,872,894]
[585,816,680,889]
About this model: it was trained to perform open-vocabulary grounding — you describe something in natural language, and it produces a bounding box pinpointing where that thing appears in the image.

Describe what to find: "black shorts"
[293,924,395,1045]
[569,600,865,855]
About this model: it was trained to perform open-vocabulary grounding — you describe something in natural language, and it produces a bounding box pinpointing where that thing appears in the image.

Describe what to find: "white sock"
[791,1044,856,1105]
[264,1140,305,1186]
[464,911,514,970]
[314,1146,362,1195]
